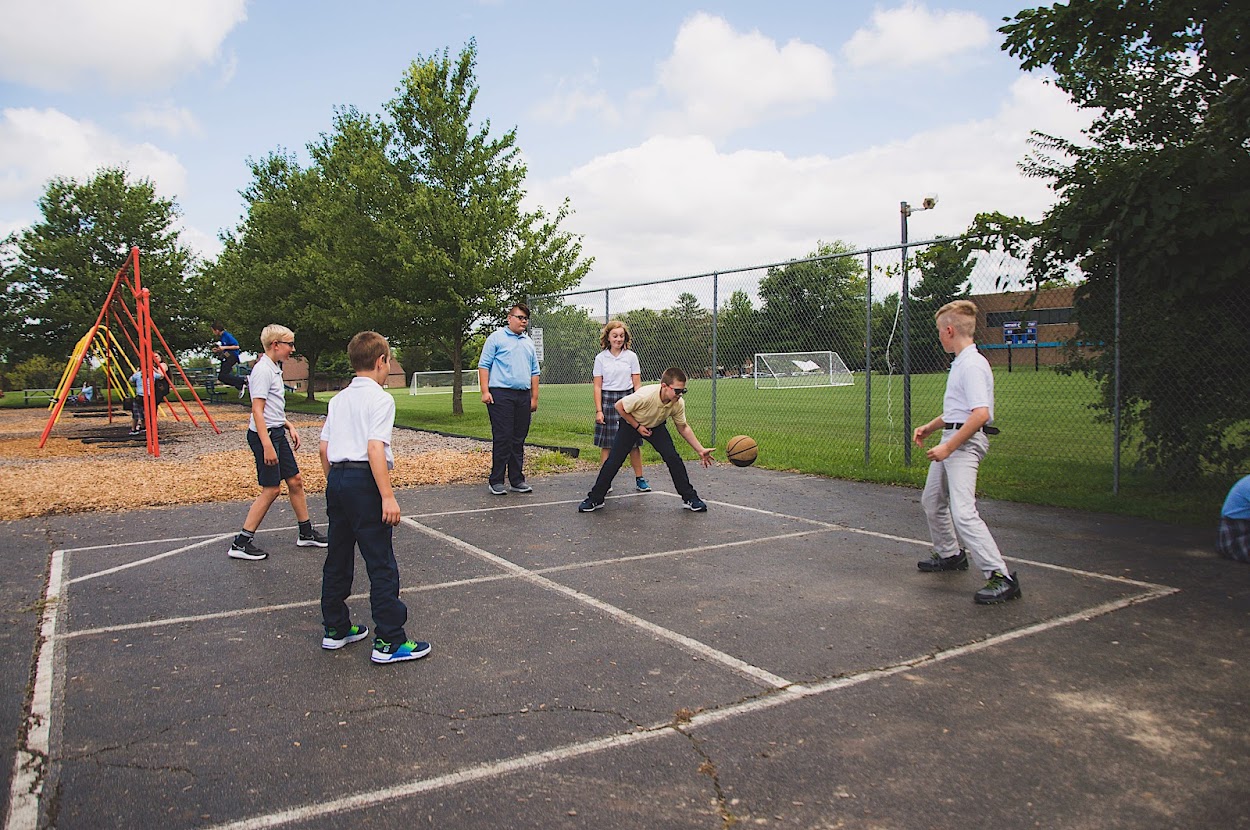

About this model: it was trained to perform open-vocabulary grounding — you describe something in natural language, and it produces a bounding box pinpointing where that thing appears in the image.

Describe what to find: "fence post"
[864,250,873,467]
[710,272,719,448]
[1113,252,1121,495]
[604,288,610,324]
[1007,343,1012,372]
[900,204,912,466]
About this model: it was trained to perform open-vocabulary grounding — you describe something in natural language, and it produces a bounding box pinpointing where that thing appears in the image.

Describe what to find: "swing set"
[38,247,222,456]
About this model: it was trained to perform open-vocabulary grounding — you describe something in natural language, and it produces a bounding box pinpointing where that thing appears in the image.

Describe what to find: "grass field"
[290,369,1220,527]
[3,373,1222,526]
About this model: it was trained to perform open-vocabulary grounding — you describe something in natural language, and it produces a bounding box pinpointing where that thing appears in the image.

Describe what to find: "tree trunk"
[451,334,464,416]
[304,351,319,401]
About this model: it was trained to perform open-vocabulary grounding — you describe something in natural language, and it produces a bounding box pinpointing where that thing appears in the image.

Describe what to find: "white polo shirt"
[247,354,287,431]
[943,344,995,424]
[593,348,641,392]
[320,376,395,468]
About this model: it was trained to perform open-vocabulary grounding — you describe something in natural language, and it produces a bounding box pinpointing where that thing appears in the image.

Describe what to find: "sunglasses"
[669,386,688,396]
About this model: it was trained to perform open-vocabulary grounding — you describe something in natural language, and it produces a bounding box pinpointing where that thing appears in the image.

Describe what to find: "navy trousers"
[218,353,245,390]
[321,467,408,644]
[486,387,532,487]
[587,421,697,502]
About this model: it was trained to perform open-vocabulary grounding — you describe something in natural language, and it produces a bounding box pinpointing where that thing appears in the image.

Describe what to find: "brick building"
[970,285,1092,368]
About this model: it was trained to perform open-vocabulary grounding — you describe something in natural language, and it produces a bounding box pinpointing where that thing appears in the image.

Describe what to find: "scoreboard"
[1002,320,1037,344]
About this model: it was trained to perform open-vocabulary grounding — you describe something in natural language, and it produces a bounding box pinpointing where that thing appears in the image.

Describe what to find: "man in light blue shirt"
[477,302,540,495]
[1218,475,1250,562]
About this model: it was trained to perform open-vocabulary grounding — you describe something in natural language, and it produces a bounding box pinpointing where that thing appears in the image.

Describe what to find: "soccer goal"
[408,369,480,395]
[754,351,854,389]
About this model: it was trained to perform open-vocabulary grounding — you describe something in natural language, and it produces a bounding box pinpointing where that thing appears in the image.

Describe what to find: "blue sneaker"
[371,639,432,664]
[578,497,604,512]
[682,497,708,512]
[635,477,651,492]
[322,624,369,650]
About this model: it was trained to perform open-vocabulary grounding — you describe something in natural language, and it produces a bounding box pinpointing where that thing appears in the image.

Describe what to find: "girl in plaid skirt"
[593,321,650,492]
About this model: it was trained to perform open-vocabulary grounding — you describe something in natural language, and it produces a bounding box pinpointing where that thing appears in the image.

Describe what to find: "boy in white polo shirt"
[319,331,430,664]
[227,324,328,561]
[912,300,1020,604]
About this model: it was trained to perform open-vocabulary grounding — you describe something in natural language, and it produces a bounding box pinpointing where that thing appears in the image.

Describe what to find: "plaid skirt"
[594,388,643,449]
[1217,517,1250,563]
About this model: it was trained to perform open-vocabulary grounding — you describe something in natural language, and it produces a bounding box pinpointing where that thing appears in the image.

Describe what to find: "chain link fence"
[530,236,1240,519]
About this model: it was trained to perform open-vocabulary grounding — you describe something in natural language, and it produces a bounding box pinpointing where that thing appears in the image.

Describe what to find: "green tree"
[3,168,196,363]
[665,292,711,377]
[717,290,757,377]
[757,240,867,366]
[997,0,1250,478]
[909,239,974,373]
[528,301,602,384]
[378,41,591,414]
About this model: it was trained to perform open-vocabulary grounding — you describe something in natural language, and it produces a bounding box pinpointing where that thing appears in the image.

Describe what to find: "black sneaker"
[297,528,329,547]
[322,624,369,650]
[682,497,708,512]
[918,549,969,572]
[974,571,1022,604]
[228,538,268,560]
[578,497,604,512]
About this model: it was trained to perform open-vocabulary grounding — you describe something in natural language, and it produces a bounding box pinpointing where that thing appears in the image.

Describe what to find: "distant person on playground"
[579,367,713,514]
[477,302,540,496]
[210,321,247,396]
[593,320,649,492]
[912,299,1020,604]
[319,331,430,664]
[1217,474,1250,563]
[227,324,328,561]
[127,358,164,436]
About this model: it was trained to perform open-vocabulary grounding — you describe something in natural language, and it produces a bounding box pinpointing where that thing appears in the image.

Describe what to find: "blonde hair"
[347,331,390,371]
[935,300,977,338]
[260,324,294,350]
[600,320,632,350]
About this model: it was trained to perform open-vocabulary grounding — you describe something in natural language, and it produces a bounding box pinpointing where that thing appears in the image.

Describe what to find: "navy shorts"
[247,427,300,487]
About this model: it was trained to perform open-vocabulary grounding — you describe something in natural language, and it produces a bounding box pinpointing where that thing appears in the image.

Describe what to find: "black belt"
[330,461,371,469]
[944,423,1000,435]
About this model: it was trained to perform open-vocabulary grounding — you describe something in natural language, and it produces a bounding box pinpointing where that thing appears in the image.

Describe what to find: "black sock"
[235,529,254,546]
[298,519,313,536]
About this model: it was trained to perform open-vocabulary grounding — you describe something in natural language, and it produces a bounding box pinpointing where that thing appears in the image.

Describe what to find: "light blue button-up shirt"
[478,327,539,390]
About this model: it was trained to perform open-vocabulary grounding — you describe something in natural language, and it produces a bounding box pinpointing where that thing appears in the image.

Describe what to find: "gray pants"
[921,429,1008,577]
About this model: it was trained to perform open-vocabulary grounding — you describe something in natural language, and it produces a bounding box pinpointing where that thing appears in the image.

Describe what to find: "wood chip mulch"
[0,404,501,521]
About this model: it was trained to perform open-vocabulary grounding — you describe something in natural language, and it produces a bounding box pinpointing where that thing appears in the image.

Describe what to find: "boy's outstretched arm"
[676,423,715,468]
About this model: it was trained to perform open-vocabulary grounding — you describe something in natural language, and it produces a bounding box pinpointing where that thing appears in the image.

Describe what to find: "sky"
[0,0,1089,292]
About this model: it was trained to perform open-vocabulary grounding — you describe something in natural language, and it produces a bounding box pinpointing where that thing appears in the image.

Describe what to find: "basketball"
[726,434,758,467]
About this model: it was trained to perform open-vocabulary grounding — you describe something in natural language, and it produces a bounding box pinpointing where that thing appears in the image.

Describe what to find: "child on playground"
[210,321,247,396]
[579,367,713,513]
[127,358,164,436]
[911,299,1020,604]
[593,320,649,492]
[227,324,328,561]
[319,331,430,664]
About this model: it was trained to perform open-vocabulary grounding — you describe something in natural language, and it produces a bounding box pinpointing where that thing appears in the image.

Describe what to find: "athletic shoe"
[322,624,369,650]
[228,538,269,560]
[974,571,1022,605]
[128,428,142,437]
[578,497,604,512]
[371,639,432,664]
[297,528,329,547]
[509,482,533,493]
[635,477,651,492]
[917,549,969,572]
[488,482,507,496]
[682,497,708,512]
[238,386,247,399]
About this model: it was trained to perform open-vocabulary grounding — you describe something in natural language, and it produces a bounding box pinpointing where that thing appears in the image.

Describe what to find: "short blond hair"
[260,324,294,350]
[935,300,977,338]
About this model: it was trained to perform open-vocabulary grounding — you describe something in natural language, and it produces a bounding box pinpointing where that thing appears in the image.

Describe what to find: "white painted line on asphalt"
[198,582,1179,830]
[5,548,65,830]
[412,490,649,518]
[58,529,832,640]
[68,534,231,584]
[403,517,794,690]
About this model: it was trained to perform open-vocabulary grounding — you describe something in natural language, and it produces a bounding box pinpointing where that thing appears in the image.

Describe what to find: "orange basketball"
[726,435,758,467]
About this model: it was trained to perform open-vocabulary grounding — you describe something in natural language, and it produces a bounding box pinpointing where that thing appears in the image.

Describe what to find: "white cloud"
[125,103,203,137]
[529,74,1088,289]
[0,107,188,229]
[651,13,835,138]
[0,0,248,92]
[843,2,993,70]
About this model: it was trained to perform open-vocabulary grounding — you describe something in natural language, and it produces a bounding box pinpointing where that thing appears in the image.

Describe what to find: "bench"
[204,378,228,404]
[23,388,57,405]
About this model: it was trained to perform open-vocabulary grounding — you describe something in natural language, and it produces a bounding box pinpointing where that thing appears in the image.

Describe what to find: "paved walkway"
[2,466,1247,829]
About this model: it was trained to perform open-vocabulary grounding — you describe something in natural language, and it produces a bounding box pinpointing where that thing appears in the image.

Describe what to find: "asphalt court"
[6,466,1249,829]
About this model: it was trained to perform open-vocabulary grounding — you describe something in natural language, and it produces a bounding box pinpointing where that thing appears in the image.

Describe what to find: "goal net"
[753,351,853,389]
[408,369,480,395]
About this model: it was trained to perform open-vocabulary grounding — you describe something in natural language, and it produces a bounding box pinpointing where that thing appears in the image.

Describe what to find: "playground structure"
[38,247,221,456]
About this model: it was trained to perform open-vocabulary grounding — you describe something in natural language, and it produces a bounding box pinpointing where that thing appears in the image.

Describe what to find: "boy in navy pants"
[319,331,430,664]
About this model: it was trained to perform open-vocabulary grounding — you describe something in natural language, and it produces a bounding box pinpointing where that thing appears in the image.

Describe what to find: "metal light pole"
[900,196,937,466]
